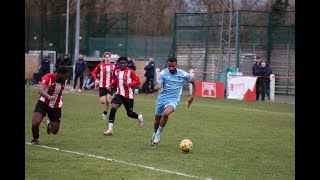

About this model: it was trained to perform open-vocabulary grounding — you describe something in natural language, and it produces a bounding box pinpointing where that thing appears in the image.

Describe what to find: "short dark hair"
[56,67,69,74]
[167,57,177,63]
[256,56,261,59]
[103,52,111,57]
[118,56,128,61]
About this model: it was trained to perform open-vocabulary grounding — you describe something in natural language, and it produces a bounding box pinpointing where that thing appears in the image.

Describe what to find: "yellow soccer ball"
[179,139,193,152]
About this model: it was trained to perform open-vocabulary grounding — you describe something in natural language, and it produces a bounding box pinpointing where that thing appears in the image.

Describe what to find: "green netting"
[25,11,295,62]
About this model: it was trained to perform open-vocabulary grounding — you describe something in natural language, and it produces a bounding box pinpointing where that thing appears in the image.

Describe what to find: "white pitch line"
[26,143,213,180]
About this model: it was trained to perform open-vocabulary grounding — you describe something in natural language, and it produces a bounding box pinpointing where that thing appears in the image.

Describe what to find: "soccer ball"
[179,139,193,152]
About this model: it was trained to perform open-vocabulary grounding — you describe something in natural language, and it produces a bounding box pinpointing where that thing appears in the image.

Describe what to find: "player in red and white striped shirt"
[91,52,116,120]
[30,67,70,145]
[103,56,143,136]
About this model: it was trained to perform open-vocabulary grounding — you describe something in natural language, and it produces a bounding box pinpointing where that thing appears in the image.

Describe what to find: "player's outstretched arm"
[186,78,196,108]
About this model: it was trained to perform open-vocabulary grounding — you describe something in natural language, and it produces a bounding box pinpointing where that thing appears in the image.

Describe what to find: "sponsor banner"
[195,81,224,98]
[227,77,257,100]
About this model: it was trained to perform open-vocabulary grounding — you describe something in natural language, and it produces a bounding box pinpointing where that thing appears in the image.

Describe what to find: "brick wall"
[25,54,39,80]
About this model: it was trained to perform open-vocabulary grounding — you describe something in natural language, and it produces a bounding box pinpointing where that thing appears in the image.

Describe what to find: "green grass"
[25,85,295,180]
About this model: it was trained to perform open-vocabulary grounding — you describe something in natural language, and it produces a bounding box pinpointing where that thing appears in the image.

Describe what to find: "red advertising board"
[195,81,225,98]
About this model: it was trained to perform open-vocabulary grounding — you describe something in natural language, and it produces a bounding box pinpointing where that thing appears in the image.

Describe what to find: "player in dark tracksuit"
[144,57,155,94]
[73,54,86,91]
[40,51,51,79]
[252,57,262,100]
[259,61,272,101]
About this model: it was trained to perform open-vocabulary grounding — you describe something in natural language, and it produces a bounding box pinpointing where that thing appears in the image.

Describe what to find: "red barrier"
[192,71,295,79]
[195,81,225,98]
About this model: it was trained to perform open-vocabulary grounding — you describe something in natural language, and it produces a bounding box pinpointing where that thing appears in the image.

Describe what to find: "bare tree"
[25,0,294,36]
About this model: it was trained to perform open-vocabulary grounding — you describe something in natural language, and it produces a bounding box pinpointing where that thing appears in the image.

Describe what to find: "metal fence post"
[189,69,194,95]
[270,74,275,102]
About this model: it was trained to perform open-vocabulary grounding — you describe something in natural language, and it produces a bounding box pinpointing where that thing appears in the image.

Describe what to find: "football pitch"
[25,85,294,180]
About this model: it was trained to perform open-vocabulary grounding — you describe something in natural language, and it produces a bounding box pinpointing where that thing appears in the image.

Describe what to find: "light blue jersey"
[155,68,192,115]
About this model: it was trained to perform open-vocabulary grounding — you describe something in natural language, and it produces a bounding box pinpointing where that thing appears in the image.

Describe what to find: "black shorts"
[99,87,114,97]
[34,100,62,122]
[111,94,134,112]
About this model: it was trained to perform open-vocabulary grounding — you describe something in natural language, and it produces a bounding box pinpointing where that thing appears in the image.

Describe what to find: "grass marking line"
[26,143,213,180]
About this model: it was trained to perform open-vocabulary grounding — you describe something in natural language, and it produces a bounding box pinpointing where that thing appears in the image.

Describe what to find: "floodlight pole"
[73,0,80,85]
[65,0,70,55]
[74,0,80,62]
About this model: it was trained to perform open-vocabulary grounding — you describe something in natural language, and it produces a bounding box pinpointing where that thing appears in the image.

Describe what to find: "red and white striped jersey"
[38,73,67,108]
[109,67,141,99]
[92,62,116,88]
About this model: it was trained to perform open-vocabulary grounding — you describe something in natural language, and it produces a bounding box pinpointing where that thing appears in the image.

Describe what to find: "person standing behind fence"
[115,54,121,69]
[39,50,51,80]
[127,55,136,71]
[55,54,62,72]
[144,56,155,94]
[71,54,86,92]
[92,52,116,120]
[82,67,95,90]
[252,56,262,100]
[59,54,72,67]
[59,54,72,83]
[260,61,272,101]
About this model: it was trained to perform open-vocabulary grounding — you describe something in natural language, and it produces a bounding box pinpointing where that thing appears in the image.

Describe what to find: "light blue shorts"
[154,100,179,116]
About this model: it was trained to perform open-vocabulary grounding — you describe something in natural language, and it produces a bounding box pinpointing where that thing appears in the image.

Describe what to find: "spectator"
[144,56,155,94]
[82,67,95,90]
[260,61,272,101]
[55,54,63,71]
[127,55,136,71]
[115,54,121,69]
[252,56,262,100]
[71,54,86,92]
[82,74,95,90]
[39,50,51,79]
[59,54,72,67]
[59,54,72,84]
[93,73,100,90]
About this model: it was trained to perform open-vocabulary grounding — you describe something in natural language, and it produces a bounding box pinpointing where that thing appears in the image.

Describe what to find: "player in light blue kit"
[151,57,196,145]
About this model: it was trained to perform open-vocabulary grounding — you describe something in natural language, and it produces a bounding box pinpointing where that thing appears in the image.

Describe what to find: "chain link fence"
[25,11,294,94]
[170,11,294,95]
